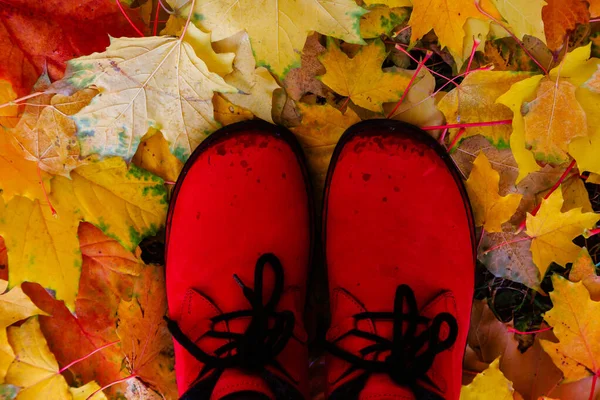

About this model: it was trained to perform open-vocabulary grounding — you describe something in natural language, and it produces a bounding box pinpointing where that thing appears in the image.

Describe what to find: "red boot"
[323,120,475,400]
[165,121,313,399]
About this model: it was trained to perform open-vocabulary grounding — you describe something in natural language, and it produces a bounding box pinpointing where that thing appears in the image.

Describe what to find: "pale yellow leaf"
[70,381,107,400]
[460,358,514,399]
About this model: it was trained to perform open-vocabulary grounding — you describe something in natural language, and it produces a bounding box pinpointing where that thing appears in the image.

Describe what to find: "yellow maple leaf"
[5,317,70,400]
[0,192,82,312]
[569,248,600,301]
[583,65,600,93]
[0,158,167,310]
[541,276,600,382]
[523,79,587,164]
[66,157,168,251]
[66,24,236,162]
[466,152,522,232]
[490,0,546,43]
[0,129,51,202]
[360,6,410,39]
[0,328,14,383]
[212,32,281,123]
[0,284,47,331]
[182,0,366,78]
[570,87,600,175]
[291,103,361,195]
[460,358,514,399]
[408,0,487,58]
[525,190,599,277]
[319,39,411,113]
[132,129,183,184]
[12,87,96,177]
[70,381,108,400]
[496,74,544,183]
[437,70,532,148]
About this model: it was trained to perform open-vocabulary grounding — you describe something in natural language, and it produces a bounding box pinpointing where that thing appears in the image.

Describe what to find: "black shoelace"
[165,253,300,398]
[326,285,458,399]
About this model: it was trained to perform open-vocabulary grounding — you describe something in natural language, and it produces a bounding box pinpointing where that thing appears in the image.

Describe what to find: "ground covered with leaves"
[1,0,600,399]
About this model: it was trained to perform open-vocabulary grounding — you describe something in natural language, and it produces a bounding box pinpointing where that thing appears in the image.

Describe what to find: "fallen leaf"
[117,265,176,399]
[185,0,366,78]
[490,0,546,43]
[0,129,51,202]
[360,6,410,39]
[541,276,600,382]
[5,317,70,400]
[437,71,532,148]
[526,189,599,277]
[66,25,236,162]
[542,0,590,51]
[132,129,184,184]
[591,0,600,17]
[523,79,587,164]
[0,329,14,384]
[0,80,18,128]
[364,0,411,6]
[11,74,96,176]
[291,103,361,196]
[570,87,600,175]
[583,65,600,93]
[0,191,82,312]
[496,74,544,182]
[0,0,145,98]
[64,157,168,251]
[409,0,488,58]
[466,152,523,232]
[212,32,281,123]
[319,39,411,113]
[0,158,167,311]
[70,381,107,400]
[460,358,514,399]
[385,67,445,128]
[569,247,600,301]
[0,285,47,331]
[283,34,328,101]
[559,176,593,213]
[212,95,255,126]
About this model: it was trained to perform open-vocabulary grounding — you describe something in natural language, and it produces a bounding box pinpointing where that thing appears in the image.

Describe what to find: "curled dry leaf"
[132,129,184,184]
[283,34,328,102]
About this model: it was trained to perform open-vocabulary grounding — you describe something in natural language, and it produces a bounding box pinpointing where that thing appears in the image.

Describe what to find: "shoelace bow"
[165,253,297,386]
[326,284,458,395]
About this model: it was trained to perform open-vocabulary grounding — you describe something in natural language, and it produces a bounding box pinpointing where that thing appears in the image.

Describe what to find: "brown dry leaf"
[117,264,176,399]
[542,0,590,51]
[569,247,600,301]
[560,176,593,212]
[283,34,328,101]
[11,74,96,176]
